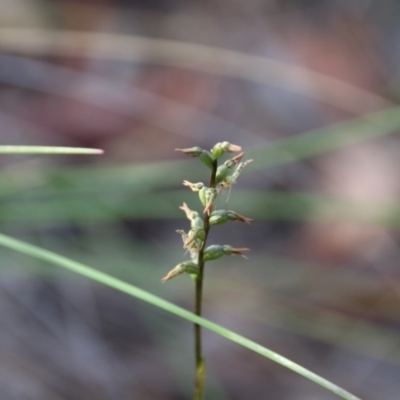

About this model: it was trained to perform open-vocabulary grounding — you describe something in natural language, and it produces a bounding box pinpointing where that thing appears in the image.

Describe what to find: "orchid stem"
[193,159,217,400]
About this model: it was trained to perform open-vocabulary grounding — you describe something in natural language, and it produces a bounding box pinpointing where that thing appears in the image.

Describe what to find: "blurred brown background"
[0,1,400,399]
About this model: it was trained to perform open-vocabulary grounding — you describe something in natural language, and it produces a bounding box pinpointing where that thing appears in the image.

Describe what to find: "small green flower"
[179,203,204,239]
[203,188,218,215]
[209,210,252,225]
[162,261,199,282]
[183,183,217,215]
[220,159,253,190]
[176,229,200,255]
[176,147,215,169]
[220,245,250,258]
[203,244,250,261]
[190,215,204,231]
[183,181,205,193]
[182,181,208,208]
[211,142,242,159]
[184,227,206,248]
[208,210,229,225]
[215,152,243,184]
[178,203,206,250]
[175,147,203,157]
[199,149,215,169]
[198,185,207,206]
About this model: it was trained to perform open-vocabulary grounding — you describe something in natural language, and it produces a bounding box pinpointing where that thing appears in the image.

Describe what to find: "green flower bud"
[175,147,202,157]
[203,244,250,261]
[190,215,204,231]
[183,225,205,248]
[210,143,224,159]
[176,229,200,254]
[203,245,225,261]
[220,159,253,189]
[209,210,230,225]
[221,245,250,258]
[183,181,205,192]
[176,147,215,169]
[196,228,206,242]
[203,188,218,215]
[198,186,207,207]
[215,164,229,184]
[183,184,215,213]
[162,261,199,282]
[226,210,252,224]
[199,149,215,169]
[215,153,243,184]
[211,142,242,159]
[209,210,252,225]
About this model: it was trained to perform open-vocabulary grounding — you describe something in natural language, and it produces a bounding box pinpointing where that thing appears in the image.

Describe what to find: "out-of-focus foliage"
[0,1,400,399]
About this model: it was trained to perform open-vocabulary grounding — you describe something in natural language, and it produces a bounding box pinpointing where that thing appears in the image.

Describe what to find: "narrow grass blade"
[0,232,361,400]
[0,146,103,155]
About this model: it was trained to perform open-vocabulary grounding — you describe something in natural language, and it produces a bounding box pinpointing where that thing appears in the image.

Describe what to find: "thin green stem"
[194,160,218,400]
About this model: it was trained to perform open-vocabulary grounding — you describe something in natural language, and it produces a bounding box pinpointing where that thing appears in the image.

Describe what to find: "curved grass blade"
[0,232,361,400]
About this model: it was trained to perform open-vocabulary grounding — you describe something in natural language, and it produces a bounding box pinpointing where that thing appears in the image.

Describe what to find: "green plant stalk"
[194,159,218,400]
[0,232,361,400]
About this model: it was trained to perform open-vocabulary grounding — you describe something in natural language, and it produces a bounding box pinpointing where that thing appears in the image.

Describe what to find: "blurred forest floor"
[0,1,400,399]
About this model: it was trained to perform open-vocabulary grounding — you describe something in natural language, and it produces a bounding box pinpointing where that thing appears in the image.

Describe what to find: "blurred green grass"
[0,25,399,400]
[1,106,400,227]
[1,102,399,375]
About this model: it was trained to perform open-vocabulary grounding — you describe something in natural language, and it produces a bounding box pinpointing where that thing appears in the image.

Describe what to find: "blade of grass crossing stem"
[0,146,103,154]
[0,233,361,400]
